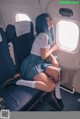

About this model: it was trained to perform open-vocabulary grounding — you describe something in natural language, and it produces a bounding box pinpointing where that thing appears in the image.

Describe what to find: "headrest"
[6,24,16,42]
[14,21,31,37]
[0,33,2,42]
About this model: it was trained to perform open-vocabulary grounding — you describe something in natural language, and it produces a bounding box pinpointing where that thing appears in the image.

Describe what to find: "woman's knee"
[45,66,60,82]
[47,83,55,92]
[54,69,60,83]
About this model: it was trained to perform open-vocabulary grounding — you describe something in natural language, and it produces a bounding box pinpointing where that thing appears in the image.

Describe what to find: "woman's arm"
[49,54,58,68]
[40,44,58,60]
[40,47,55,60]
[51,44,58,51]
[40,46,59,67]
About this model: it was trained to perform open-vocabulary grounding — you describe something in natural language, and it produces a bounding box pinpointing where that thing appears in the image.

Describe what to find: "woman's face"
[46,17,53,28]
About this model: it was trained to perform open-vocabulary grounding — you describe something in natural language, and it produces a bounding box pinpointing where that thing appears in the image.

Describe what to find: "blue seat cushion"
[0,85,43,111]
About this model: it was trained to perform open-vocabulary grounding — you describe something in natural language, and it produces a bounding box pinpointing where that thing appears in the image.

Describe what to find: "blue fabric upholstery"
[6,21,34,72]
[0,28,16,89]
[0,85,42,111]
[5,24,16,43]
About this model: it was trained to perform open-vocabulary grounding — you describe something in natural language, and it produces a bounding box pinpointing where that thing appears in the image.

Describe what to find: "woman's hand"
[52,44,58,51]
[52,59,59,68]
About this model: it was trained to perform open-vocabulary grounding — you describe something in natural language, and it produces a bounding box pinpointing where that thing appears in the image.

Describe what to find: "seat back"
[0,28,16,89]
[6,21,34,72]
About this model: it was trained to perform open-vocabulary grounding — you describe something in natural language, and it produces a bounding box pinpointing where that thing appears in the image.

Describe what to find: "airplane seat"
[5,21,35,72]
[0,27,43,111]
[0,27,16,89]
[5,24,17,67]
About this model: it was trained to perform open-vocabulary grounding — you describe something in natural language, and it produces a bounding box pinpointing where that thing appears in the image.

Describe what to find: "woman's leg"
[45,66,60,83]
[45,66,61,98]
[45,66,64,110]
[16,72,55,92]
[33,72,55,92]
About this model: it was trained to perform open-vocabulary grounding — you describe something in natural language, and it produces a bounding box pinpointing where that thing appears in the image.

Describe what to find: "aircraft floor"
[30,89,80,111]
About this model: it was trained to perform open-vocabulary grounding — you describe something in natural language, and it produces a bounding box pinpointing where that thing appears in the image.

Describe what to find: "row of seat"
[0,21,43,111]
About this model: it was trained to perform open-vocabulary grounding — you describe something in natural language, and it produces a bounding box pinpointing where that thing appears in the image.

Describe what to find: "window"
[56,20,79,52]
[15,13,31,22]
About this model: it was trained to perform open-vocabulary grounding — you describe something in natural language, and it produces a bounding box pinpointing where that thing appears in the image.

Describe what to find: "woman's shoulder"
[38,33,49,39]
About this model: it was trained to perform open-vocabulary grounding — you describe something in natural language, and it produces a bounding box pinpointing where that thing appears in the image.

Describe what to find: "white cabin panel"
[46,0,80,70]
[46,0,80,92]
[0,0,43,28]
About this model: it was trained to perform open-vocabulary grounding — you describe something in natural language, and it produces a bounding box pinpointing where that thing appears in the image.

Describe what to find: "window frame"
[55,19,80,54]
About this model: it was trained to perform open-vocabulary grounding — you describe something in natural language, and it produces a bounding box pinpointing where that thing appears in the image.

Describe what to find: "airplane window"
[15,13,31,22]
[56,20,79,52]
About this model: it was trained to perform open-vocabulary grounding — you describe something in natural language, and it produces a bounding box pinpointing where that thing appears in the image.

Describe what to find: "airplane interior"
[0,0,80,113]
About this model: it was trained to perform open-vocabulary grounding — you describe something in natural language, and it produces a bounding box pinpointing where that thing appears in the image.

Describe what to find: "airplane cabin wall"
[45,0,80,69]
[0,0,80,93]
[45,0,80,93]
[0,0,45,29]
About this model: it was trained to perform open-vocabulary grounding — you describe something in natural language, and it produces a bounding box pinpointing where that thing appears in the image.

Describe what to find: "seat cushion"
[0,85,43,111]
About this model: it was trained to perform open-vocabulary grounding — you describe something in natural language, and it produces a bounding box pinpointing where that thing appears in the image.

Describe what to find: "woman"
[4,13,64,110]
